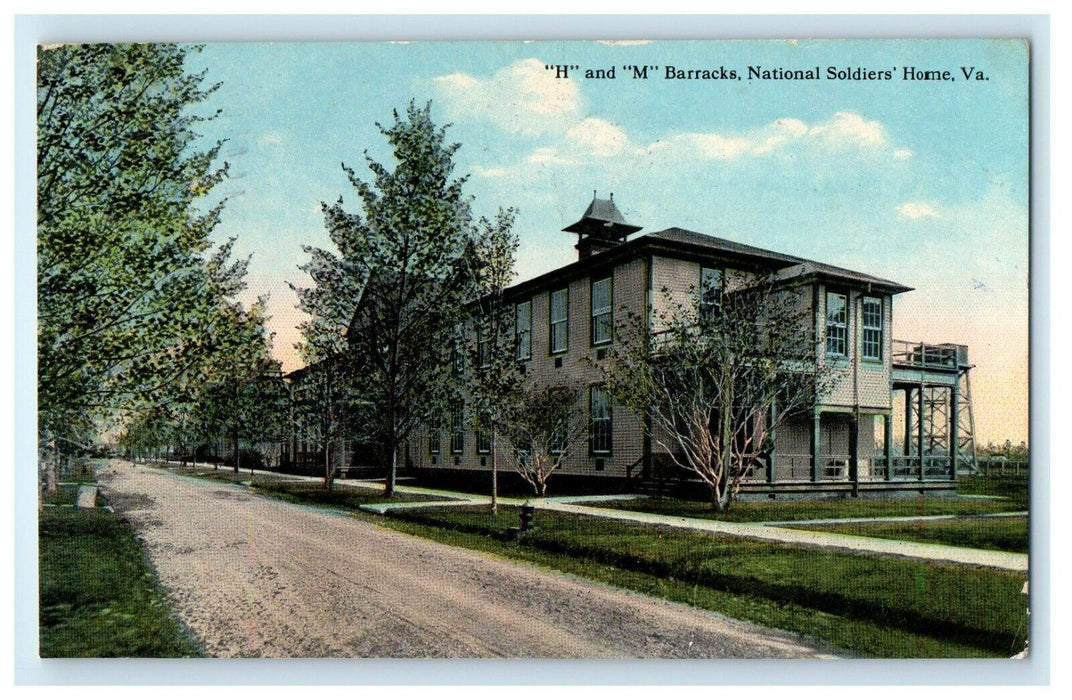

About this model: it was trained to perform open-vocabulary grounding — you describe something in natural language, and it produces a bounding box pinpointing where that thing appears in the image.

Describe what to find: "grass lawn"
[250,479,448,509]
[39,506,201,657]
[44,485,81,506]
[592,494,1024,523]
[380,505,1026,658]
[784,516,1028,554]
[220,474,1029,658]
[958,474,1029,508]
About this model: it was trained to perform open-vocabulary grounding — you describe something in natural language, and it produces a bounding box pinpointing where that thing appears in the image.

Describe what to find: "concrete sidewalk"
[531,500,1029,573]
[759,511,1029,526]
[349,479,1028,574]
[157,465,1028,573]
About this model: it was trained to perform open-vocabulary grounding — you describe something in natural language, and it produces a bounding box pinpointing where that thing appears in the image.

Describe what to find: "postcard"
[32,35,1031,671]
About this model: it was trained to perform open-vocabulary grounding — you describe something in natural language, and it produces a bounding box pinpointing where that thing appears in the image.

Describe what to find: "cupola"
[562,191,641,259]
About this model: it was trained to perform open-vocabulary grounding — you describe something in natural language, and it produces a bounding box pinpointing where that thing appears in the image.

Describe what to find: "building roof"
[772,261,913,293]
[647,227,807,266]
[505,225,912,298]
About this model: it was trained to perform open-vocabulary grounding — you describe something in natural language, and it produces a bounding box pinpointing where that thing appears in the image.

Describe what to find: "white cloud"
[897,202,940,219]
[595,40,652,46]
[751,118,808,153]
[434,72,479,92]
[527,147,577,166]
[807,111,887,147]
[638,113,898,165]
[648,132,749,160]
[472,165,510,178]
[492,111,913,182]
[258,130,287,147]
[517,118,632,166]
[433,58,580,135]
[564,118,631,157]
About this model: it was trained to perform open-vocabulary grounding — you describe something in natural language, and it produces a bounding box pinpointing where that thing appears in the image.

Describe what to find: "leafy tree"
[290,189,370,491]
[465,210,520,511]
[37,43,249,478]
[116,403,178,464]
[194,299,286,475]
[601,275,834,511]
[286,356,364,491]
[112,295,281,475]
[502,384,589,498]
[318,101,493,496]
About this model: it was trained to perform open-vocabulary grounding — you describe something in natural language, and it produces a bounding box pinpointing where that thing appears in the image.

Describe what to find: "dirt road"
[96,462,835,658]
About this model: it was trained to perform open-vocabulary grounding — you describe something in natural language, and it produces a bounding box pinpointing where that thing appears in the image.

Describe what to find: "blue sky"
[185,39,1028,443]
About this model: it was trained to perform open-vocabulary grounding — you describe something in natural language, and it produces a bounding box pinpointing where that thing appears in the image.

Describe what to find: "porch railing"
[738,453,957,482]
[891,340,967,370]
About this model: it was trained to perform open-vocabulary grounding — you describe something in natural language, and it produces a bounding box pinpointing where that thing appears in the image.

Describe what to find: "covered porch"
[737,339,975,496]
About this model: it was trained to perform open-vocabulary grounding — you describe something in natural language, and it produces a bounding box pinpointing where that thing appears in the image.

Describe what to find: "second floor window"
[862,296,883,361]
[476,431,491,455]
[516,300,532,360]
[429,431,440,455]
[825,292,848,357]
[591,277,612,345]
[550,287,568,354]
[700,267,723,326]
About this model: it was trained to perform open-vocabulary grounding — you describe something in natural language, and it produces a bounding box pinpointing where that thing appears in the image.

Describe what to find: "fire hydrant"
[519,502,536,533]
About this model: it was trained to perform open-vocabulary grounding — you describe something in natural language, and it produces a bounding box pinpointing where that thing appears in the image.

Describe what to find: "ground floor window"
[450,406,464,454]
[590,386,612,454]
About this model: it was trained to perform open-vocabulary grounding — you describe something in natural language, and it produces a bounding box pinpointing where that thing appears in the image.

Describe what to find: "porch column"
[950,382,960,481]
[811,410,822,483]
[917,386,926,481]
[883,413,893,481]
[849,414,860,496]
[903,389,913,457]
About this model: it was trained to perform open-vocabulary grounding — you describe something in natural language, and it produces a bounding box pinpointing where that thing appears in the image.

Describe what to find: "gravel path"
[96,461,835,659]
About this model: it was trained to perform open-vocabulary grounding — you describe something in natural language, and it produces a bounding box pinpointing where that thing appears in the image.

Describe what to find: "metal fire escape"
[894,341,978,477]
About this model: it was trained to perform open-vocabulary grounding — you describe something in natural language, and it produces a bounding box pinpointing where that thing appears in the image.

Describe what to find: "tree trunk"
[47,444,59,496]
[323,440,334,492]
[385,443,397,497]
[708,459,729,512]
[490,431,498,514]
[709,470,733,512]
[232,428,240,475]
[709,485,724,512]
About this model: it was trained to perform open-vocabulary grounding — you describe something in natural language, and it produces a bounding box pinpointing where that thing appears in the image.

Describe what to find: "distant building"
[280,359,378,479]
[413,193,977,498]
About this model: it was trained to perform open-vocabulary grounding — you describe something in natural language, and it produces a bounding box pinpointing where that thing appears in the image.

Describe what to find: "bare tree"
[601,274,833,511]
[502,384,589,498]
